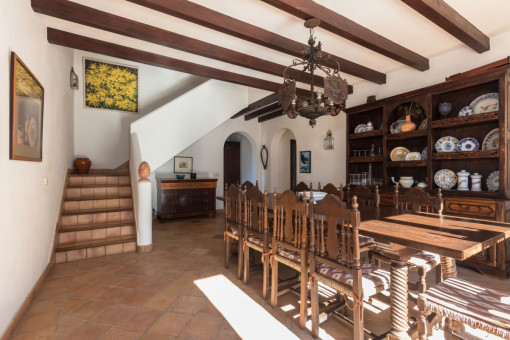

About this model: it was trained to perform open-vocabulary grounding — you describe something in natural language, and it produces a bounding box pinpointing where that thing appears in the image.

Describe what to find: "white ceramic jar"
[399,176,414,188]
[470,173,482,191]
[457,170,470,190]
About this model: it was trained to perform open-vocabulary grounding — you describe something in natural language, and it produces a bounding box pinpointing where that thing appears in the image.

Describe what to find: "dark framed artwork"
[10,52,44,161]
[83,58,138,113]
[174,156,193,173]
[300,151,311,173]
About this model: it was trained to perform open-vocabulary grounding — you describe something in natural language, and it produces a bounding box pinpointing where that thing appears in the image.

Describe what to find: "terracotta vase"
[400,115,416,132]
[74,157,91,174]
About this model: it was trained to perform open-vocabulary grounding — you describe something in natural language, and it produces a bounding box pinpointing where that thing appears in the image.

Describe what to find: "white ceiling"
[40,0,510,90]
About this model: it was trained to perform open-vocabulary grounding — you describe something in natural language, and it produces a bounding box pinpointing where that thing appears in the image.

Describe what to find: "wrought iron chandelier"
[278,18,348,127]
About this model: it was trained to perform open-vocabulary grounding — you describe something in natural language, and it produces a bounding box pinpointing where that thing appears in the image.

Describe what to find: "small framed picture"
[300,151,311,173]
[174,156,193,173]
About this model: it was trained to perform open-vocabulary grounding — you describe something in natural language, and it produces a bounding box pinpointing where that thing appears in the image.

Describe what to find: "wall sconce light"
[324,130,334,150]
[70,67,79,90]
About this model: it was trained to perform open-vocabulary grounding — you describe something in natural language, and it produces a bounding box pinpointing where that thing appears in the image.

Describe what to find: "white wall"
[73,51,206,169]
[0,1,74,335]
[277,129,294,190]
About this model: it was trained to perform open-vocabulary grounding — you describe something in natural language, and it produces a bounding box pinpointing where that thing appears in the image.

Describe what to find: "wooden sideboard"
[157,178,217,219]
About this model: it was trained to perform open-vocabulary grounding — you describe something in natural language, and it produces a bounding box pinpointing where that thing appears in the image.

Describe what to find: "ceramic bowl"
[176,174,185,179]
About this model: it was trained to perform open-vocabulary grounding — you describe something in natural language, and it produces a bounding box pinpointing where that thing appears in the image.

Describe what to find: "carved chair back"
[347,185,380,207]
[225,183,243,231]
[395,187,443,214]
[243,186,268,236]
[294,181,311,192]
[241,180,258,190]
[318,183,345,201]
[272,189,310,251]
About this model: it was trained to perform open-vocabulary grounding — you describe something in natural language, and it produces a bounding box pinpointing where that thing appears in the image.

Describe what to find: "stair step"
[59,219,136,232]
[63,198,133,212]
[68,183,131,189]
[65,195,132,201]
[61,206,133,216]
[55,236,137,262]
[66,186,131,199]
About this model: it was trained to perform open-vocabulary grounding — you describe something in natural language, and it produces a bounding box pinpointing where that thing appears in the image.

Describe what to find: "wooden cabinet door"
[224,141,240,187]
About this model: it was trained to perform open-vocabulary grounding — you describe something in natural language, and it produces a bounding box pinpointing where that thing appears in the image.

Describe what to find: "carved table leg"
[387,260,411,340]
[440,256,465,333]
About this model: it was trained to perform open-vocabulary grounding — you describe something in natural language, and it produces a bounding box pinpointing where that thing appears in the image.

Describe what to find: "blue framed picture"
[300,151,311,173]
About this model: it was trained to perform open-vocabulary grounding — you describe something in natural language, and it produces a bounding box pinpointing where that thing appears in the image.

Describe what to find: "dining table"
[357,205,510,340]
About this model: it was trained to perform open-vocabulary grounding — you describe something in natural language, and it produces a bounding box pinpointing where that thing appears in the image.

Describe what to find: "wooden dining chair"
[309,194,391,339]
[294,181,311,192]
[241,180,258,189]
[270,189,311,329]
[371,186,443,294]
[224,183,243,279]
[242,186,270,299]
[345,185,379,251]
[318,182,345,201]
[417,277,510,340]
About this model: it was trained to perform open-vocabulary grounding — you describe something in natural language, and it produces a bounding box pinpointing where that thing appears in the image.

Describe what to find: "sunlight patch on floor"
[194,274,300,340]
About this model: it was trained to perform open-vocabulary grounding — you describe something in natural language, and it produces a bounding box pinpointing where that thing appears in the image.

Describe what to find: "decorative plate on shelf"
[435,136,459,152]
[390,146,410,161]
[457,137,479,151]
[354,124,367,133]
[421,147,427,160]
[487,171,499,192]
[469,93,499,114]
[482,128,499,150]
[390,118,406,134]
[434,169,457,190]
[458,106,474,117]
[404,152,421,161]
[418,119,427,130]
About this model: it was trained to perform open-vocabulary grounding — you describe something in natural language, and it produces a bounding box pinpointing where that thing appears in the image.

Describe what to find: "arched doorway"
[268,128,296,191]
[224,133,256,187]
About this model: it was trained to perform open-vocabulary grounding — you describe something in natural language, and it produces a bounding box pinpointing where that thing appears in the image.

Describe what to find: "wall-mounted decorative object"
[83,58,138,113]
[174,156,193,173]
[70,67,79,90]
[9,52,44,161]
[260,145,268,169]
[323,130,334,150]
[300,151,311,173]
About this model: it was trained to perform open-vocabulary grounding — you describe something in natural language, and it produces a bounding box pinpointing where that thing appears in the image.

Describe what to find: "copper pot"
[74,157,91,174]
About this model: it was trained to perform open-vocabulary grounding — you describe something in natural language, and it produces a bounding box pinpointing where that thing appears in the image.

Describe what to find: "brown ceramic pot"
[74,157,91,174]
[400,115,416,132]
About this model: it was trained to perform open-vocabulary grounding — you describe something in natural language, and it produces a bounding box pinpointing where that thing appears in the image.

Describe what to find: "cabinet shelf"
[349,156,383,163]
[432,149,499,160]
[348,130,383,139]
[387,160,427,167]
[431,112,498,129]
[386,130,427,140]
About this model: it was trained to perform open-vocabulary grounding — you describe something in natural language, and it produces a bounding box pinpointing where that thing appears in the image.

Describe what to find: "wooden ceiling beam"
[46,28,302,95]
[260,0,429,71]
[125,0,385,84]
[401,0,489,53]
[32,0,332,89]
[258,109,285,123]
[244,102,280,120]
[231,93,278,119]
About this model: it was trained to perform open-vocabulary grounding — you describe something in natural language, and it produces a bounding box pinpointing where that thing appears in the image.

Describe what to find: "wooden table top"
[358,206,510,261]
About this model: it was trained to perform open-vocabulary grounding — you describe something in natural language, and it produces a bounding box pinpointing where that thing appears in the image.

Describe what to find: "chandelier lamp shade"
[278,18,349,127]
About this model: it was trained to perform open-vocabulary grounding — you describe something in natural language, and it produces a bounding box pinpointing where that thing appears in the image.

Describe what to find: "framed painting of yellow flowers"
[9,52,44,161]
[84,58,138,113]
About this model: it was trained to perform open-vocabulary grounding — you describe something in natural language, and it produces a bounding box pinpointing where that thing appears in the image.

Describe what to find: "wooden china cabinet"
[345,64,510,279]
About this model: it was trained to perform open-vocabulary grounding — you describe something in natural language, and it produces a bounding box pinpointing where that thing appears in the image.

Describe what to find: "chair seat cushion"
[316,260,390,297]
[278,248,301,262]
[372,246,439,271]
[247,235,271,248]
[359,234,375,248]
[423,277,510,334]
[230,227,239,236]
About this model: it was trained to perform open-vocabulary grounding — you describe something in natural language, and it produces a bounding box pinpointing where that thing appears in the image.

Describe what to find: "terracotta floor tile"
[73,270,108,284]
[137,277,171,292]
[11,325,56,340]
[143,292,179,310]
[139,333,176,340]
[54,316,84,339]
[39,276,73,291]
[34,286,69,301]
[171,295,206,314]
[94,273,129,286]
[118,308,162,330]
[178,315,223,340]
[94,287,132,303]
[63,298,87,314]
[15,310,61,334]
[116,275,148,288]
[26,296,67,316]
[101,326,143,340]
[64,321,112,340]
[70,284,109,299]
[93,304,137,325]
[118,289,155,306]
[146,312,192,336]
[197,300,223,318]
[65,301,110,320]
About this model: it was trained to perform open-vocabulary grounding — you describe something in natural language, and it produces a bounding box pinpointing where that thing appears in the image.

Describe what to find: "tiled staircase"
[55,172,137,263]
